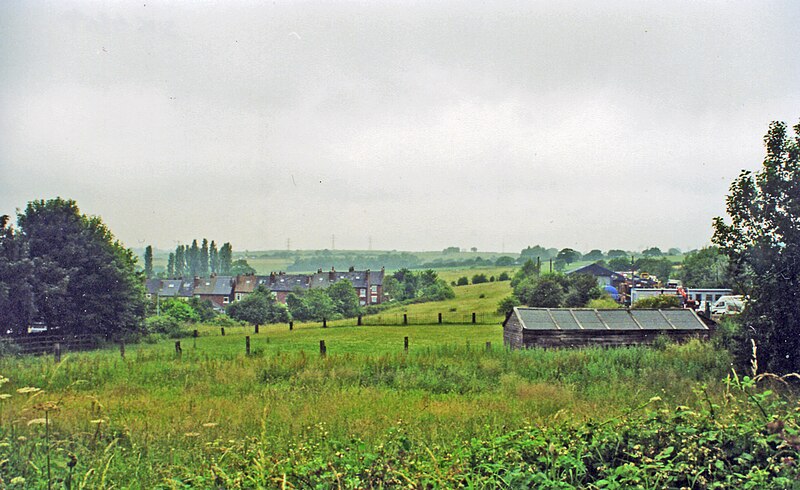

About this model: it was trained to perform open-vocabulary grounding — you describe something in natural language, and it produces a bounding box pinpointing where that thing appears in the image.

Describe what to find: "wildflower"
[16,387,40,394]
[27,418,47,426]
[10,476,25,485]
[0,394,11,400]
[90,419,105,425]
[202,422,218,428]
[185,432,200,437]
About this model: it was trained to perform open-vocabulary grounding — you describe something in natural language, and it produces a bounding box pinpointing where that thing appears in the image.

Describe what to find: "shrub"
[145,315,184,337]
[160,299,200,323]
[586,297,621,309]
[456,276,469,286]
[209,315,247,327]
[497,295,520,316]
[498,271,510,281]
[472,273,488,284]
[631,295,681,309]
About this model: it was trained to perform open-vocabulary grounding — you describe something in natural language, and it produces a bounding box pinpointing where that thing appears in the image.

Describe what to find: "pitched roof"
[260,274,310,292]
[234,275,258,294]
[309,269,384,289]
[568,263,625,282]
[194,276,234,296]
[145,279,161,295]
[509,307,708,331]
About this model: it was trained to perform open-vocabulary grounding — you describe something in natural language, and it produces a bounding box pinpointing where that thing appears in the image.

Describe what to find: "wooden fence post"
[119,342,125,359]
[403,314,408,325]
[319,340,327,357]
[175,341,182,355]
[322,317,327,328]
[438,313,442,324]
[53,343,61,363]
[221,327,225,336]
[246,336,251,356]
[472,312,477,324]
[404,336,409,353]
[485,341,491,351]
[357,314,362,326]
[289,321,293,331]
[193,329,198,338]
[255,324,259,334]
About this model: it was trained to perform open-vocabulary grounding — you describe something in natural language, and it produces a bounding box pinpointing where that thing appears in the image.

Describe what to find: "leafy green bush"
[145,315,184,337]
[471,273,488,284]
[160,299,200,323]
[632,295,681,309]
[587,297,621,309]
[498,271,510,281]
[456,276,469,286]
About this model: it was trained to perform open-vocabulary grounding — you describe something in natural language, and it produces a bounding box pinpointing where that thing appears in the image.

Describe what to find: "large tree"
[219,242,233,275]
[679,247,729,288]
[200,238,209,277]
[713,120,800,374]
[227,286,290,326]
[0,215,36,334]
[16,198,146,337]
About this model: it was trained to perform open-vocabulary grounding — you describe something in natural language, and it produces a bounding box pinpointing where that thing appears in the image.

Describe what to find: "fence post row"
[53,343,61,363]
[438,313,442,324]
[472,312,477,324]
[319,340,327,357]
[119,342,125,359]
[289,321,293,331]
[246,336,251,355]
[404,336,409,353]
[175,341,182,355]
[357,314,362,326]
[403,314,408,325]
[254,324,259,334]
[322,317,327,328]
[220,327,225,336]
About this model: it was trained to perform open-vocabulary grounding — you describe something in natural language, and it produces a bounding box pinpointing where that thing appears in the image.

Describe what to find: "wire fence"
[0,334,101,357]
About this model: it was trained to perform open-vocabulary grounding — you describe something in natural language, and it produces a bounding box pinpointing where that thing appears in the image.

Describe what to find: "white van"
[711,295,744,315]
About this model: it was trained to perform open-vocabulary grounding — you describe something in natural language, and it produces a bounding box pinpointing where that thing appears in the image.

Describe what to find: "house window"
[359,289,366,297]
[223,297,229,304]
[371,285,378,293]
[371,295,378,303]
[360,300,366,306]
[235,293,242,301]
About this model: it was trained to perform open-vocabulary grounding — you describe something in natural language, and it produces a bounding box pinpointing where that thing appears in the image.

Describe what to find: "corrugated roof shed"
[514,307,707,331]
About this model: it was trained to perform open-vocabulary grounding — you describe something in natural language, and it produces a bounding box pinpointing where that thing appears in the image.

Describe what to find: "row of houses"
[145,267,385,310]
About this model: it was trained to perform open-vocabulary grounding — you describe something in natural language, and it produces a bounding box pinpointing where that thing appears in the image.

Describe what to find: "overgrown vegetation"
[0,330,795,488]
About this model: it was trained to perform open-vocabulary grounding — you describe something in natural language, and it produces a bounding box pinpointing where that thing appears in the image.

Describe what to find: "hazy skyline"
[2,1,799,254]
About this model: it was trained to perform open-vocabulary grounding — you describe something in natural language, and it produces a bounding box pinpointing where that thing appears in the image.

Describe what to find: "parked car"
[711,295,745,315]
[27,321,48,333]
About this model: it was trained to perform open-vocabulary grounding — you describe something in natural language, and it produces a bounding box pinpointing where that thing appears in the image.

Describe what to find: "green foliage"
[642,246,663,257]
[498,271,510,281]
[227,285,290,325]
[166,252,175,278]
[679,246,729,288]
[713,119,800,374]
[471,273,488,284]
[587,296,621,309]
[209,240,219,274]
[520,244,558,260]
[583,249,604,261]
[326,279,361,317]
[668,247,682,255]
[442,246,460,254]
[0,215,36,334]
[420,279,456,301]
[160,298,200,323]
[608,256,632,271]
[187,297,216,322]
[606,249,628,258]
[511,259,540,288]
[631,295,682,309]
[635,257,673,281]
[219,242,233,275]
[556,248,581,264]
[144,315,184,337]
[497,295,520,315]
[456,276,469,286]
[144,245,154,278]
[563,273,603,307]
[229,258,256,275]
[516,274,565,307]
[200,238,209,277]
[494,256,516,267]
[16,198,146,338]
[286,289,336,322]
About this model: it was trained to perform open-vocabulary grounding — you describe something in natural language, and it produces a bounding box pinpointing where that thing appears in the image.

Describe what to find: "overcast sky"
[1,1,799,254]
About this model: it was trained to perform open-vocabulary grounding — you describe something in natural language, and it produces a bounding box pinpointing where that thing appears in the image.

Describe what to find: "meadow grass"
[0,326,742,488]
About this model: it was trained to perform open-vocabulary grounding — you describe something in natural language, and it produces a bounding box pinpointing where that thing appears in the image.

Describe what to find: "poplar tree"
[175,245,186,278]
[144,245,154,278]
[189,239,200,277]
[200,238,209,277]
[167,253,175,278]
[209,240,219,274]
[219,242,233,275]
